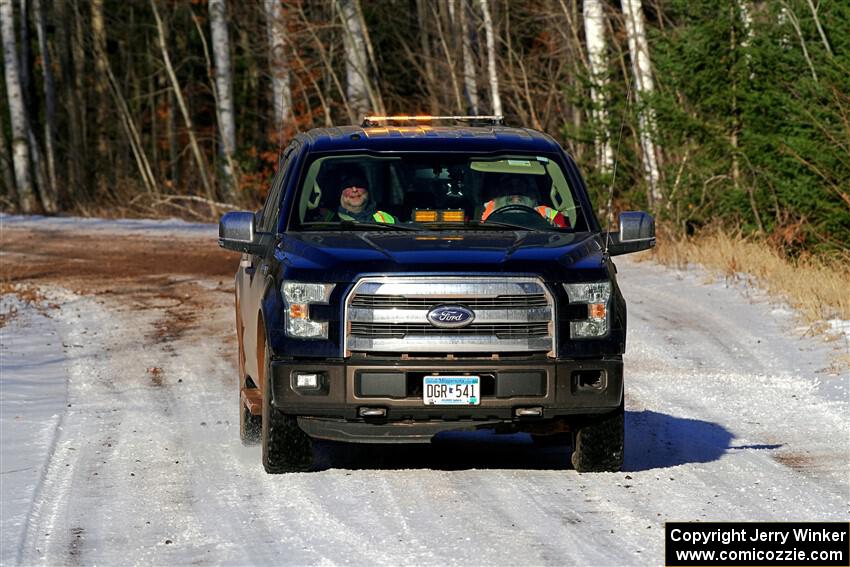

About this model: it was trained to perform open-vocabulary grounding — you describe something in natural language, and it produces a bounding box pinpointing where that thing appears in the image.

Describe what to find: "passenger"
[317,166,396,224]
[481,174,568,227]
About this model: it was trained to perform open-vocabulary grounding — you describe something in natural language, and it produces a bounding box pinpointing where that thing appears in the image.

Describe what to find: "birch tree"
[339,0,372,120]
[621,0,662,207]
[478,0,502,116]
[583,0,613,173]
[1,0,35,212]
[209,0,237,200]
[337,0,386,120]
[458,0,479,114]
[264,0,291,142]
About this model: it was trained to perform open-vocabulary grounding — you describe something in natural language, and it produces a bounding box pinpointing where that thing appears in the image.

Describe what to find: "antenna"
[603,82,633,260]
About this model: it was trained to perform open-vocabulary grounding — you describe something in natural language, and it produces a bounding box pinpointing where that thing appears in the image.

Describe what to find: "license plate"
[423,375,480,405]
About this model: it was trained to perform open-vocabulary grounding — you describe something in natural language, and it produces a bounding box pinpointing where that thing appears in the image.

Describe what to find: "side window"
[259,143,298,233]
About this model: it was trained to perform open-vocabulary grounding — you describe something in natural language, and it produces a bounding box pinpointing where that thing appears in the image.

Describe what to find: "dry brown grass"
[648,229,850,326]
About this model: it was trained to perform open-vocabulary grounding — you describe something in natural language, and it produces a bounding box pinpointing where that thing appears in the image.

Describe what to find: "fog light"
[294,372,321,390]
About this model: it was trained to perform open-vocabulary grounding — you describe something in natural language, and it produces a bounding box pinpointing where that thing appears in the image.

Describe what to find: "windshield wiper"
[463,220,553,231]
[300,221,422,231]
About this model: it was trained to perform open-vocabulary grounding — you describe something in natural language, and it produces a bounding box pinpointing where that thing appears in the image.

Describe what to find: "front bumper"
[271,356,622,442]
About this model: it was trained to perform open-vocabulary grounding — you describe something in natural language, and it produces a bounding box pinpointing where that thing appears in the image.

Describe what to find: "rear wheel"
[260,344,314,473]
[570,403,624,472]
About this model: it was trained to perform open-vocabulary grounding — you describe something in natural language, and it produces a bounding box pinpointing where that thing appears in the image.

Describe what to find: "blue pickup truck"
[219,117,654,473]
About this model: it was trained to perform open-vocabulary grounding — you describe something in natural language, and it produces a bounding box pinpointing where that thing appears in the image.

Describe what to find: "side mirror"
[607,211,656,256]
[219,211,265,254]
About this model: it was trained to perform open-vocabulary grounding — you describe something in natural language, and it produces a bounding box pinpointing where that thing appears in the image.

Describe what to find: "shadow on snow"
[305,409,768,472]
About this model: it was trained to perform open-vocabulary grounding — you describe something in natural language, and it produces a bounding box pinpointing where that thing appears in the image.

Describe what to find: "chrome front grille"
[344,277,556,356]
[349,294,549,309]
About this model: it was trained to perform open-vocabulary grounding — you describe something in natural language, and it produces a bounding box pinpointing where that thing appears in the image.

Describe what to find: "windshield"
[292,153,589,232]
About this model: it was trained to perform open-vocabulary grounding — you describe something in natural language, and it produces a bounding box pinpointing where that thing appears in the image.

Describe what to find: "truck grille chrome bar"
[344,277,556,356]
[350,321,550,338]
[349,294,549,310]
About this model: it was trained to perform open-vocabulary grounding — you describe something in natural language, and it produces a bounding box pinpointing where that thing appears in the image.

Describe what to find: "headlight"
[282,282,335,339]
[563,281,611,338]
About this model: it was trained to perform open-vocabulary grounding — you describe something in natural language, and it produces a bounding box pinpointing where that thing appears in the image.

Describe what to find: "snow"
[0,297,67,566]
[1,217,848,565]
[0,213,217,239]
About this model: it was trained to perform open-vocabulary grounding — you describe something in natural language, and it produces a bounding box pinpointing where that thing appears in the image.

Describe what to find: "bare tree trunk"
[294,2,353,124]
[478,0,502,116]
[160,23,179,189]
[17,0,32,118]
[338,0,378,120]
[167,88,179,188]
[17,0,52,212]
[55,0,83,201]
[264,0,292,142]
[352,0,384,114]
[27,119,51,211]
[33,0,59,208]
[583,0,613,173]
[90,0,111,198]
[621,0,662,207]
[87,0,157,198]
[431,2,463,113]
[459,0,479,114]
[0,0,35,212]
[150,0,215,210]
[0,104,16,204]
[208,0,237,202]
[416,0,438,114]
[72,0,88,190]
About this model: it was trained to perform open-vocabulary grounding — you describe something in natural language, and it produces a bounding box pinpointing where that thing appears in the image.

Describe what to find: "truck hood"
[277,231,608,282]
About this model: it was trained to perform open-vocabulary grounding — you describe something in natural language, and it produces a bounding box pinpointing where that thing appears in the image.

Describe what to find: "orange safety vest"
[481,200,560,224]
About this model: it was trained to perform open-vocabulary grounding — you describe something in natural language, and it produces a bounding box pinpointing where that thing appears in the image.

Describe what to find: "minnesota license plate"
[423,375,480,405]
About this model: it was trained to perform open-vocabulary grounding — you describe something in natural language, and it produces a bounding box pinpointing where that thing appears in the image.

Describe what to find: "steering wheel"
[485,204,551,229]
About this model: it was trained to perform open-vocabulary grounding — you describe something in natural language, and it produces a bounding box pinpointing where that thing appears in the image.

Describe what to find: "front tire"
[570,404,624,472]
[260,345,314,473]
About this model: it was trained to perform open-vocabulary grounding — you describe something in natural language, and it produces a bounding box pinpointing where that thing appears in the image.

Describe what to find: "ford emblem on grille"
[427,305,475,328]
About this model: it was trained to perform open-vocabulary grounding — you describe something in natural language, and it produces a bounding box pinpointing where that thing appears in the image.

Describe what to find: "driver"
[316,166,396,224]
[480,174,569,227]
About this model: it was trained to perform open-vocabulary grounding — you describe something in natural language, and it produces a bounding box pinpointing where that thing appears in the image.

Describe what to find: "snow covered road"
[1,216,847,566]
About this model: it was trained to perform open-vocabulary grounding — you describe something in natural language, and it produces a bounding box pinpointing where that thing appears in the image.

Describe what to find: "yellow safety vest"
[336,210,396,223]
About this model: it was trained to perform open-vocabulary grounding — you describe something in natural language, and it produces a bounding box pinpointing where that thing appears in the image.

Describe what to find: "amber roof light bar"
[361,115,505,127]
